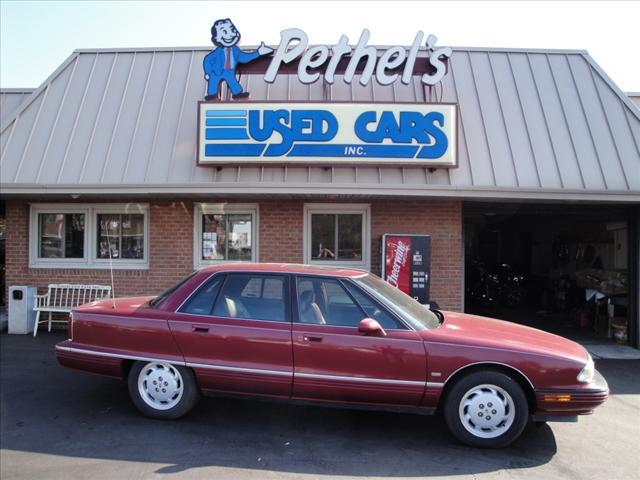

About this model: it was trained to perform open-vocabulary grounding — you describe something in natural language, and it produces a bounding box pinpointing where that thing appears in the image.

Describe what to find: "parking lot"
[1,332,639,480]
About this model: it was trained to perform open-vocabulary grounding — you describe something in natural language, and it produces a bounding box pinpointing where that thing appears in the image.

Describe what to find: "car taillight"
[68,312,74,340]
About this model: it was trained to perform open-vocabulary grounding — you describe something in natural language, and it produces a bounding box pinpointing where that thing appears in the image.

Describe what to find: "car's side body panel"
[291,323,428,406]
[57,296,186,378]
[419,311,610,415]
[56,341,125,378]
[168,313,293,397]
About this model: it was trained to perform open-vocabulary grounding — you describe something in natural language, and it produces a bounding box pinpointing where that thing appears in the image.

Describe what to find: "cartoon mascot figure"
[203,18,273,100]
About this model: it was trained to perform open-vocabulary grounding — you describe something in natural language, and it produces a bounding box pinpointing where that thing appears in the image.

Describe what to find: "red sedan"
[56,264,608,448]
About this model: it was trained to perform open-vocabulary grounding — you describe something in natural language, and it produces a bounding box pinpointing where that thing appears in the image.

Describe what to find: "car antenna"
[105,218,117,309]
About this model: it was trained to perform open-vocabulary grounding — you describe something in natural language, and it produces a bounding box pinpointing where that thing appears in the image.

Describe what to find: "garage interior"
[463,203,637,347]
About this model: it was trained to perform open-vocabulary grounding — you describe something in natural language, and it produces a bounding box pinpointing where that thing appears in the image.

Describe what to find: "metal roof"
[1,47,639,201]
[0,88,34,125]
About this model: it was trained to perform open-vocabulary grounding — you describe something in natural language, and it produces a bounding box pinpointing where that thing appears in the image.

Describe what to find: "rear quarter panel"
[62,306,185,378]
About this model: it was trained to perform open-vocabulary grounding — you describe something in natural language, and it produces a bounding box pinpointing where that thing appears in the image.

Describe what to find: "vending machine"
[381,234,432,304]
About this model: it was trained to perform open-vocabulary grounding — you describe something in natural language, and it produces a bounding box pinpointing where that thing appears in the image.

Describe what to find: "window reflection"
[38,213,85,258]
[202,214,252,261]
[97,214,144,259]
[311,213,362,261]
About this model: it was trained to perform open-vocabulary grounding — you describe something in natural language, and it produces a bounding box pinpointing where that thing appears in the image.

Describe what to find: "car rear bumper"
[55,339,125,378]
[534,369,609,416]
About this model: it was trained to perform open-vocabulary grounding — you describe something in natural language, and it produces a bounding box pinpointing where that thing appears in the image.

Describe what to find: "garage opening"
[464,203,635,347]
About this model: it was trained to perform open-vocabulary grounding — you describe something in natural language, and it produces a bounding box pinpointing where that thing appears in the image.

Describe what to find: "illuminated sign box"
[197,102,457,167]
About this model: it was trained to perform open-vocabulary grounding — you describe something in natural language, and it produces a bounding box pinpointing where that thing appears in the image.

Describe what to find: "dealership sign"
[264,29,452,87]
[201,19,453,99]
[197,102,457,166]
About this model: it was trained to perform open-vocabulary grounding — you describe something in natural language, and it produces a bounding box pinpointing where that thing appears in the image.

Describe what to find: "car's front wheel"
[127,361,199,419]
[443,370,529,448]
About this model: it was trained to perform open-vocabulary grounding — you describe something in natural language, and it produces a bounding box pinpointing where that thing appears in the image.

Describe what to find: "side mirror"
[358,318,387,337]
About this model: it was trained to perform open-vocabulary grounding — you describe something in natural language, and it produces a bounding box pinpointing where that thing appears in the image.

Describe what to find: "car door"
[292,275,427,406]
[168,272,293,397]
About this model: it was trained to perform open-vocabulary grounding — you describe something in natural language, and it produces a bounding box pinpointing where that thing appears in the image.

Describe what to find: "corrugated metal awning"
[1,46,638,202]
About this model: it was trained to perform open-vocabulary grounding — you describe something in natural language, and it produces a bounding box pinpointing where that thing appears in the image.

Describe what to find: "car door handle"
[300,335,323,343]
[192,325,209,333]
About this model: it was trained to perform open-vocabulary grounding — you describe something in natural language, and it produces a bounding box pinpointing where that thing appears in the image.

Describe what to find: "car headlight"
[577,355,595,383]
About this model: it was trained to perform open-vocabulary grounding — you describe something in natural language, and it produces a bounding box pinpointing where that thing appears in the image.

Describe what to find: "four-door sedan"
[56,263,608,447]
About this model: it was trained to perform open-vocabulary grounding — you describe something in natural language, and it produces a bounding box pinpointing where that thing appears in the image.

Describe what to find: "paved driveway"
[1,332,638,479]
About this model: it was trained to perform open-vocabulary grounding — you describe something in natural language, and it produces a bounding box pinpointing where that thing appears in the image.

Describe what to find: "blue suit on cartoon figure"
[203,19,273,100]
[203,45,259,98]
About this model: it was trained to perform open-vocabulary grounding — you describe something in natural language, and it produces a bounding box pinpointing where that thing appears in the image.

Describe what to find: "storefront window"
[29,204,149,268]
[310,213,363,261]
[304,204,370,270]
[38,213,85,258]
[97,214,145,260]
[195,203,258,266]
[202,213,252,261]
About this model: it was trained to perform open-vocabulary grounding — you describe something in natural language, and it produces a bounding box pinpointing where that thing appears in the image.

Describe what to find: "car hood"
[425,311,589,364]
[74,296,156,315]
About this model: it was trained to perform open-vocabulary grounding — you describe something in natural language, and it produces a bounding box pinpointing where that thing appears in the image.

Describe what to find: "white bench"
[33,284,112,336]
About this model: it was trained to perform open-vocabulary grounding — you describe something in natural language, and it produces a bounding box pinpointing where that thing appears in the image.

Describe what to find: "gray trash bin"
[8,286,37,334]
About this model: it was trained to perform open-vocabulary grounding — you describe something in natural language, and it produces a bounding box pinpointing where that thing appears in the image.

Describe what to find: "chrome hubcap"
[137,362,184,410]
[459,384,515,439]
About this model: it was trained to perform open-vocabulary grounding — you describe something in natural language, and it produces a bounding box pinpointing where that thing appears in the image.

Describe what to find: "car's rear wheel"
[127,361,199,419]
[444,370,529,448]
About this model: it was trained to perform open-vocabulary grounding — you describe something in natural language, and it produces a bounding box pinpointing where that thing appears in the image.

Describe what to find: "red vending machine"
[381,234,432,304]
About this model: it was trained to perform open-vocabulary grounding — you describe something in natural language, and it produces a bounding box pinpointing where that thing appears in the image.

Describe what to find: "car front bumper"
[533,369,609,418]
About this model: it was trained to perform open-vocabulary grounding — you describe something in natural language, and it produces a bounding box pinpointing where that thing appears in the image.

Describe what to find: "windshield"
[149,271,197,308]
[354,273,441,330]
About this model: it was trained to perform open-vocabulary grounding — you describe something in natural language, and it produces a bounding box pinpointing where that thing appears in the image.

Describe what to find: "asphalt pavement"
[1,332,638,480]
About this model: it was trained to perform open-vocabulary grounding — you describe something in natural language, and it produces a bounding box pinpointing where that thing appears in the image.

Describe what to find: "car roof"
[198,263,368,278]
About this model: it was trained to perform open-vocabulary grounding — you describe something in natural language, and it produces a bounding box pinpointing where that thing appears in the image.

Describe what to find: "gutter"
[2,183,639,203]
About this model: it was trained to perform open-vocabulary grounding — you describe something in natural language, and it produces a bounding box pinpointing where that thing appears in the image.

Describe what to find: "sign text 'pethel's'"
[264,29,452,87]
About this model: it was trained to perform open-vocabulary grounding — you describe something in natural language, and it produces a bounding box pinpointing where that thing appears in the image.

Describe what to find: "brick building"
[1,42,639,346]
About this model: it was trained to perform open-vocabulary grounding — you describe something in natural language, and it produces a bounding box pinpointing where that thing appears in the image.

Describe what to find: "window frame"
[30,205,88,267]
[293,275,366,327]
[292,274,411,331]
[93,204,149,268]
[303,203,371,270]
[193,203,259,268]
[177,273,226,316]
[340,278,409,331]
[211,272,290,323]
[29,203,149,269]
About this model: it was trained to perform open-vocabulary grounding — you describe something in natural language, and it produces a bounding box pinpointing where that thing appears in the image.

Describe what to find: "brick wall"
[259,200,304,263]
[4,197,463,311]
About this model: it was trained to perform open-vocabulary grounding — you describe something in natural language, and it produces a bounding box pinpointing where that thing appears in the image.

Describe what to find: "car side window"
[179,275,224,315]
[212,274,287,322]
[342,281,407,330]
[296,276,365,327]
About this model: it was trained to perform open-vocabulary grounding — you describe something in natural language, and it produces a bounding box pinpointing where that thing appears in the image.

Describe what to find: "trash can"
[8,286,37,334]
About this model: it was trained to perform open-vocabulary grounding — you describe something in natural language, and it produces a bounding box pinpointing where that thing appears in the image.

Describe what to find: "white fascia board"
[2,183,639,203]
